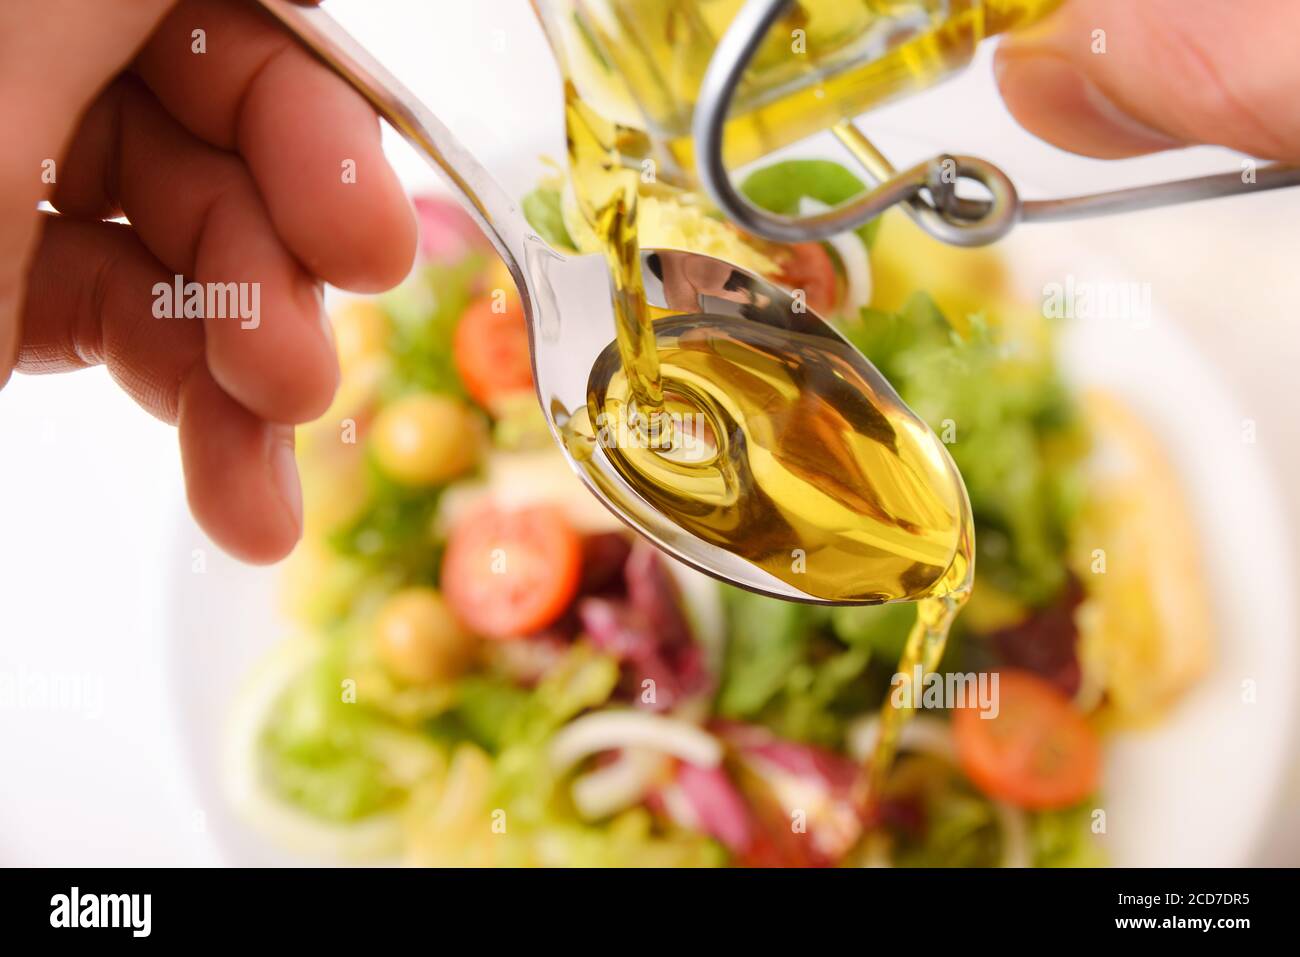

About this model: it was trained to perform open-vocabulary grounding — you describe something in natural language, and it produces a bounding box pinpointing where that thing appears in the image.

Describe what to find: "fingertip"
[315,171,419,293]
[179,366,303,564]
[995,47,1182,159]
[207,305,340,425]
[1,272,25,390]
[329,119,419,292]
[264,423,304,557]
[0,320,16,391]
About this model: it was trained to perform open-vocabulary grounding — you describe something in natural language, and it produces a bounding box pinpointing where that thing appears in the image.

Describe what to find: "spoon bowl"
[530,246,967,603]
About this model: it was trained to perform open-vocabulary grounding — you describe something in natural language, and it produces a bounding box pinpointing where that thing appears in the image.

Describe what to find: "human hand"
[996,0,1300,160]
[0,0,417,562]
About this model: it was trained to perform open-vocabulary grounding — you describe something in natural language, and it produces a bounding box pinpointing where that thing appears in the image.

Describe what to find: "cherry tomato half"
[953,668,1101,810]
[453,294,534,411]
[441,504,581,639]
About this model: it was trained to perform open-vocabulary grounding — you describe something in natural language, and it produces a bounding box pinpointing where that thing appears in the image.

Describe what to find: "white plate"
[165,220,1297,866]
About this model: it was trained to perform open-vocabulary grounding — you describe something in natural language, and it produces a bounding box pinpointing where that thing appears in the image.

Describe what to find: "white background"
[0,0,1296,865]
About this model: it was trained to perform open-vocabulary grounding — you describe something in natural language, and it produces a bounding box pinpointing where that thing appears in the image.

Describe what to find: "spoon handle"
[251,0,534,269]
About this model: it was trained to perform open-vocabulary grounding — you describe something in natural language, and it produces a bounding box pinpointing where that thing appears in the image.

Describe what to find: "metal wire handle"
[694,0,1300,248]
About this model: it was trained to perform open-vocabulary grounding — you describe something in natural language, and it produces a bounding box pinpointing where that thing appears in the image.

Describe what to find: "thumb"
[995,0,1300,160]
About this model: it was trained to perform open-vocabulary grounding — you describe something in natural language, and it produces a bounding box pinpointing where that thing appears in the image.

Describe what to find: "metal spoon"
[252,0,964,604]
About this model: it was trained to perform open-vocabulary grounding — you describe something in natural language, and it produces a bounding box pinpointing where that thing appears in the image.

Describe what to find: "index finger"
[133,0,417,291]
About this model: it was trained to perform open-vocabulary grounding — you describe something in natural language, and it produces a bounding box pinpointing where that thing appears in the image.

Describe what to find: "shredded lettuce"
[427,643,620,755]
[260,650,438,822]
[380,259,482,399]
[405,745,726,867]
[717,589,877,748]
[1032,803,1107,867]
[325,459,446,590]
[830,603,916,661]
[886,788,1105,868]
[716,589,814,717]
[405,647,725,867]
[892,790,1003,868]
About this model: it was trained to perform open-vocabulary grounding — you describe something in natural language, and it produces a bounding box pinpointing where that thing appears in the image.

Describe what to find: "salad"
[227,160,1212,867]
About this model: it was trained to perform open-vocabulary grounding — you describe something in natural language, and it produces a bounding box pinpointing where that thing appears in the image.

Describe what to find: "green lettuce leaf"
[260,650,435,822]
[717,589,814,717]
[893,790,1003,868]
[1032,803,1107,867]
[830,602,916,661]
[740,158,882,248]
[429,642,620,755]
[716,588,875,747]
[379,259,481,399]
[523,186,577,251]
[326,457,445,588]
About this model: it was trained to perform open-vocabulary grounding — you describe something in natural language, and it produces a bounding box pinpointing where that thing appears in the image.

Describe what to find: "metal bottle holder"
[694,0,1300,247]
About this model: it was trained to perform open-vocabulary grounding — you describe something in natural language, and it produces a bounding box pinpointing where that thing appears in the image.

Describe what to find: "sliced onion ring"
[550,710,722,773]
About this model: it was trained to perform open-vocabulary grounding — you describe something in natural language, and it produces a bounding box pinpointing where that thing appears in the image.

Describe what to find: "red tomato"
[953,668,1101,810]
[453,294,534,410]
[774,242,840,316]
[441,504,581,639]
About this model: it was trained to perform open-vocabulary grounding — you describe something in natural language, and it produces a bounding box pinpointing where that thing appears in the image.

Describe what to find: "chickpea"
[373,587,474,685]
[370,393,479,486]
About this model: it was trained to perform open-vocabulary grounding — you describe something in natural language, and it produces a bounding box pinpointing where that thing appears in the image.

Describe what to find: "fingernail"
[995,50,1183,158]
[312,281,336,352]
[0,287,19,389]
[266,424,303,541]
[307,282,341,401]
